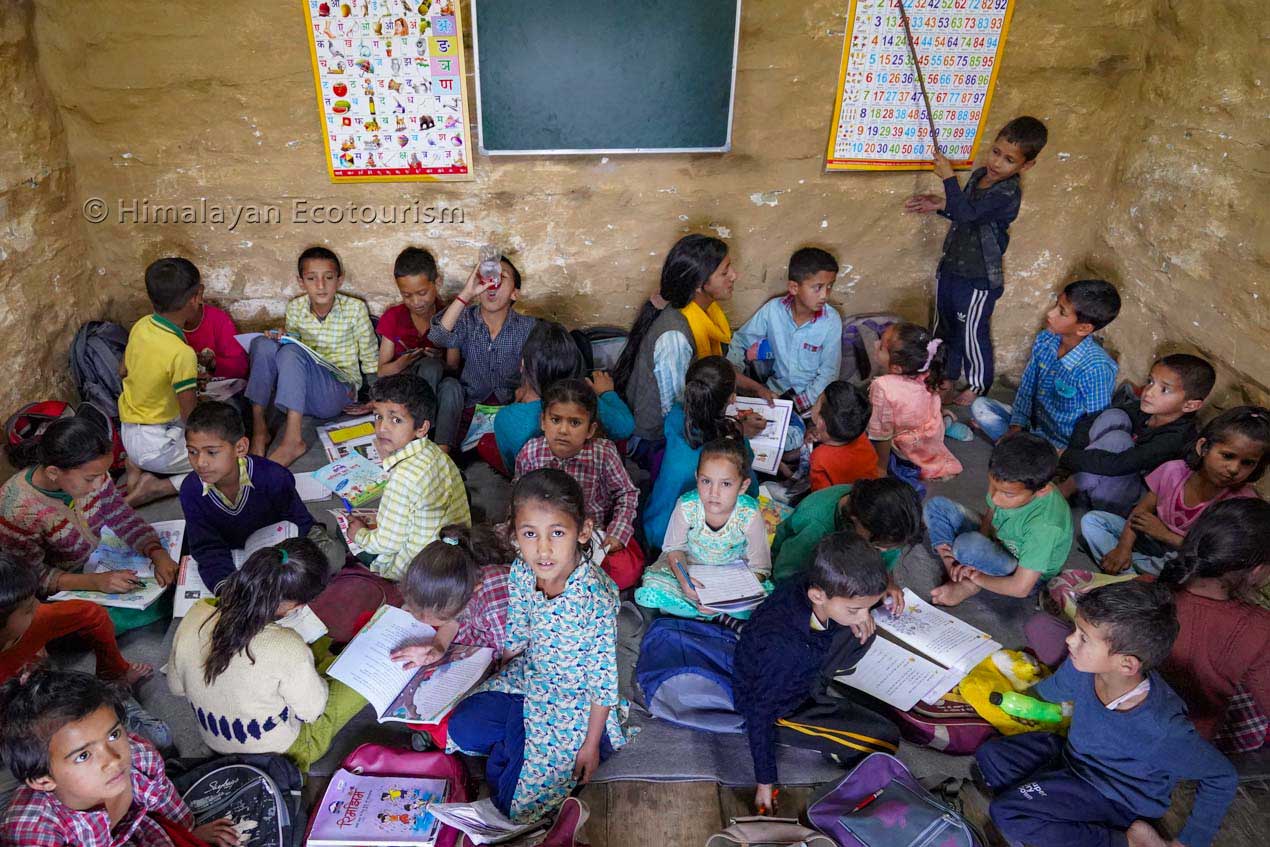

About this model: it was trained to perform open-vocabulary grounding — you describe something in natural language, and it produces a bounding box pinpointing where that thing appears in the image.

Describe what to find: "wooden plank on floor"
[577,783,609,847]
[603,781,721,847]
[717,785,816,826]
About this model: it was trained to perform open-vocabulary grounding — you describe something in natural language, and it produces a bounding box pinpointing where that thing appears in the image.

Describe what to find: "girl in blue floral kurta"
[447,468,630,824]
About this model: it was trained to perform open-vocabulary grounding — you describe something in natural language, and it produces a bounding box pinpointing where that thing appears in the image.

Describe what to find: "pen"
[850,789,884,813]
[340,496,354,513]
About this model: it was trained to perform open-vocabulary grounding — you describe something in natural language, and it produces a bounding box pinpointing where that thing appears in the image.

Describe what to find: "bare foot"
[123,460,143,494]
[931,579,981,607]
[122,662,155,688]
[124,473,176,507]
[268,437,309,468]
[249,432,270,457]
[952,388,979,407]
[1126,821,1167,847]
[934,543,959,577]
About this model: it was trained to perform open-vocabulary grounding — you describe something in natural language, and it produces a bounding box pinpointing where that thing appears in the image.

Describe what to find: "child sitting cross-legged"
[514,378,643,589]
[167,539,367,773]
[636,437,771,624]
[181,400,343,595]
[1083,405,1268,576]
[343,373,471,582]
[1,666,239,847]
[1158,498,1270,753]
[807,380,880,492]
[925,433,1072,607]
[734,532,901,815]
[393,524,515,751]
[975,581,1237,847]
[867,322,963,483]
[447,469,631,825]
[972,278,1121,449]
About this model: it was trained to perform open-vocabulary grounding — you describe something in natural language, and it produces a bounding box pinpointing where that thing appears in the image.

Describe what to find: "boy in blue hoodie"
[975,581,1235,847]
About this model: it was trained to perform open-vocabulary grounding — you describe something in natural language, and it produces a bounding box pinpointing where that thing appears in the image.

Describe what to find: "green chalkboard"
[472,0,741,154]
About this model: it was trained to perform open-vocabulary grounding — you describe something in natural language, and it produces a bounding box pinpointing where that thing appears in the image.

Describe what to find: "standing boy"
[118,257,205,506]
[734,533,900,813]
[975,581,1236,847]
[343,374,470,581]
[905,116,1048,402]
[971,278,1121,449]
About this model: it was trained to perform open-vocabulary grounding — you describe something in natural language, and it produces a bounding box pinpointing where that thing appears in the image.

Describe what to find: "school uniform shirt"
[178,456,315,593]
[937,168,1022,289]
[1161,591,1270,742]
[2,735,194,847]
[168,601,328,755]
[355,437,471,581]
[1060,402,1198,478]
[184,304,249,380]
[809,434,881,492]
[0,469,162,595]
[118,315,199,424]
[427,306,536,406]
[1144,459,1257,536]
[376,302,447,358]
[514,437,639,548]
[770,484,901,583]
[284,293,379,385]
[1033,659,1237,847]
[726,296,843,413]
[1009,331,1118,449]
[989,485,1072,581]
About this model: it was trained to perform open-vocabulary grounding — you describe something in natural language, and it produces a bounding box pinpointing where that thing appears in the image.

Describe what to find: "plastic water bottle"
[989,691,1069,723]
[478,244,500,287]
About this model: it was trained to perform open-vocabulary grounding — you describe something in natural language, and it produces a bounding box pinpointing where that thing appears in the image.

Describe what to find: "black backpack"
[170,755,304,847]
[68,321,129,414]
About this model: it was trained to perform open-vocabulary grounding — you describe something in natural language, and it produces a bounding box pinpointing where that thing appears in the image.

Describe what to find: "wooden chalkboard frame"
[471,0,742,156]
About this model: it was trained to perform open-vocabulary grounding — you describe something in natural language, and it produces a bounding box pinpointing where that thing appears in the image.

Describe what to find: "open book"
[318,415,381,464]
[425,798,543,846]
[835,588,1000,711]
[331,508,378,557]
[327,605,494,724]
[279,335,357,386]
[48,520,186,610]
[314,453,386,506]
[725,397,794,474]
[172,522,298,617]
[307,767,447,846]
[690,561,766,613]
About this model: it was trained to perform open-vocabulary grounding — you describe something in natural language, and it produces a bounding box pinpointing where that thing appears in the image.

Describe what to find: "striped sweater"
[0,469,162,594]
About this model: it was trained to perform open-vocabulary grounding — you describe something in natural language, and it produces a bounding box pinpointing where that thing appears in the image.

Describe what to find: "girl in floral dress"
[446,468,630,823]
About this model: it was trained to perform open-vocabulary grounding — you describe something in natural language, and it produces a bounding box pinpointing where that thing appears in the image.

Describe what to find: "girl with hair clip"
[394,524,515,750]
[167,538,367,771]
[867,322,964,483]
[0,416,180,632]
[447,469,630,824]
[1158,498,1270,752]
[1083,405,1269,576]
[641,356,765,551]
[613,235,772,462]
[493,320,635,474]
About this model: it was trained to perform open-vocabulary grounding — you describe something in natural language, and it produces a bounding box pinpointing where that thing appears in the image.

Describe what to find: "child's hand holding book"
[391,642,445,671]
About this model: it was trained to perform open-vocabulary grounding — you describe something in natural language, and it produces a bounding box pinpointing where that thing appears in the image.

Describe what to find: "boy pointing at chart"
[905,116,1048,403]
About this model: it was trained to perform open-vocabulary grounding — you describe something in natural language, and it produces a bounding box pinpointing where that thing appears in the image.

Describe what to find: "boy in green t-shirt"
[924,433,1071,607]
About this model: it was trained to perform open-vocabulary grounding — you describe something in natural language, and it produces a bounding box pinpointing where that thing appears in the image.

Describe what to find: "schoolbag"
[838,314,902,385]
[573,325,629,373]
[808,752,986,847]
[169,754,302,847]
[635,617,743,734]
[706,816,836,847]
[4,401,73,455]
[886,697,997,755]
[69,320,130,413]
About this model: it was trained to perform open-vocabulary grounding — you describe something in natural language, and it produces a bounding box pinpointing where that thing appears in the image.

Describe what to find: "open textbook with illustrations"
[328,605,494,724]
[48,520,185,610]
[172,522,298,617]
[835,588,1000,711]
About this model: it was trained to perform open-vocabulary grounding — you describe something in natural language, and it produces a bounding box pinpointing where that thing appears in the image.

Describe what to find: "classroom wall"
[4,0,1267,417]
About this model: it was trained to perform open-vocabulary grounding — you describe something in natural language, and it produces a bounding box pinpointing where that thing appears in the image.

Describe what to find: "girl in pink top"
[184,303,248,380]
[867,323,963,480]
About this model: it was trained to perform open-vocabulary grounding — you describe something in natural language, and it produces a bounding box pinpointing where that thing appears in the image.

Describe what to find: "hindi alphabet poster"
[825,0,1015,172]
[302,0,475,182]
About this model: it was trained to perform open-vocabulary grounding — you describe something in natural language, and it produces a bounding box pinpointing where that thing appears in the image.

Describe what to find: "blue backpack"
[634,617,743,734]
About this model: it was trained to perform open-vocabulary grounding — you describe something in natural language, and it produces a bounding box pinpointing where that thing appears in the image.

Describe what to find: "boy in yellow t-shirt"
[118,258,204,506]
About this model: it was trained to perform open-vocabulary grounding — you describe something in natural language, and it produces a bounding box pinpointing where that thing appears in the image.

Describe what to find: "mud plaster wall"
[4,0,1267,420]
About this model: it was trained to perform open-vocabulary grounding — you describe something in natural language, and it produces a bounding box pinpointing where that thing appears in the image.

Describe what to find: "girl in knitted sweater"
[0,417,178,596]
[167,538,366,772]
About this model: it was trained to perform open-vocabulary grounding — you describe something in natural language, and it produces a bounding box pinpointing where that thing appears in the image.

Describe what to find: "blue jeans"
[1070,409,1144,517]
[923,496,1018,576]
[970,397,1013,443]
[1079,511,1171,575]
[245,337,354,419]
[408,355,463,449]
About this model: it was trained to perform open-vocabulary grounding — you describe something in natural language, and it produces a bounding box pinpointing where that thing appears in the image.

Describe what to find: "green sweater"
[771,484,900,582]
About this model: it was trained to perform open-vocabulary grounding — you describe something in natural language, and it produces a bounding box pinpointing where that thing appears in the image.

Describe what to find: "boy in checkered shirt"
[1,666,237,847]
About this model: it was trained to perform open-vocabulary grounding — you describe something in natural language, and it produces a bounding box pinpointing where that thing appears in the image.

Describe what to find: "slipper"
[943,413,974,442]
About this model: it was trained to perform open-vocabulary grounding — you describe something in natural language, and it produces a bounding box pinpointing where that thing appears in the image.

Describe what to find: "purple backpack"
[808,753,984,847]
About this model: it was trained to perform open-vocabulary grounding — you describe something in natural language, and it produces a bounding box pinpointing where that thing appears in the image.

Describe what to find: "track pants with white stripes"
[774,690,900,766]
[933,270,1004,395]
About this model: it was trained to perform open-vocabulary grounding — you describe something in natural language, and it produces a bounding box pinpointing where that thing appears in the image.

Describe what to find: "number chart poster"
[302,1,474,182]
[825,0,1015,172]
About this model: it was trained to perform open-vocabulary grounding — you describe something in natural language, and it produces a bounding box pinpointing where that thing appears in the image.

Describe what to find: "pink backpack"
[886,698,997,755]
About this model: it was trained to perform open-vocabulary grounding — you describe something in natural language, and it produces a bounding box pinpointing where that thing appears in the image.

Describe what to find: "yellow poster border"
[300,1,476,183]
[823,0,1016,173]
